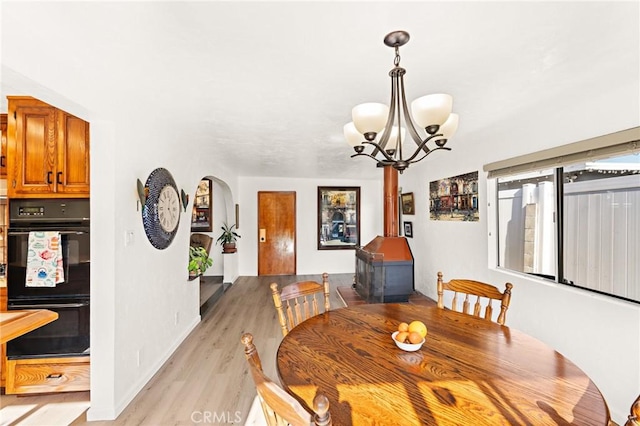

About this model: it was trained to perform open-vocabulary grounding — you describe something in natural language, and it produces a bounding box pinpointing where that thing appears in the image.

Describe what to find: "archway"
[189,175,237,314]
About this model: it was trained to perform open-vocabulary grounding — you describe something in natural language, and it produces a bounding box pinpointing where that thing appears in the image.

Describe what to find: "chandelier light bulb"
[410,94,453,130]
[344,122,364,147]
[439,113,459,139]
[435,113,459,147]
[352,102,389,137]
[387,126,406,147]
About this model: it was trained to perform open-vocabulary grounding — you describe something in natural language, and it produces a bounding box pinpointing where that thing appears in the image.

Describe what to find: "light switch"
[125,230,135,246]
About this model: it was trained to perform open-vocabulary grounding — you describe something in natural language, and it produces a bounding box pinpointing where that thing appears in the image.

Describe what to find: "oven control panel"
[17,206,45,217]
[9,199,90,223]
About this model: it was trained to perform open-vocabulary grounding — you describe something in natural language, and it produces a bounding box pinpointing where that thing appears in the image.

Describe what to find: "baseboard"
[87,315,200,421]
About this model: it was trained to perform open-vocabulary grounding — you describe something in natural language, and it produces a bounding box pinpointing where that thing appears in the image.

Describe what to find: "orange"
[408,331,422,344]
[408,320,428,338]
[395,331,409,343]
[397,322,409,332]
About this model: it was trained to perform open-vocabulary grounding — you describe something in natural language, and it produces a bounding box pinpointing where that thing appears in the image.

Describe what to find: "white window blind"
[484,127,640,179]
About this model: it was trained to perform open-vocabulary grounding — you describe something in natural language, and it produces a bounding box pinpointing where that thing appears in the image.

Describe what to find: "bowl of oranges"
[392,320,427,352]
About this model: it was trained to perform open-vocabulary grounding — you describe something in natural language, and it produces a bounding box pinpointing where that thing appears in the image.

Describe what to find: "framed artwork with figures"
[191,178,213,232]
[317,186,360,250]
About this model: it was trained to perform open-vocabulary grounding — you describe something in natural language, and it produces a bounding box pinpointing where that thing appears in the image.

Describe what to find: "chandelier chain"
[394,46,401,67]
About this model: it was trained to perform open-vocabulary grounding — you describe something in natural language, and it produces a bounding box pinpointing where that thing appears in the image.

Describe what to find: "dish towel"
[25,231,64,287]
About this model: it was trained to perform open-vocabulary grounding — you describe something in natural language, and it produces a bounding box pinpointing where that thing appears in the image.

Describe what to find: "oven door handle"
[8,230,88,236]
[10,302,89,309]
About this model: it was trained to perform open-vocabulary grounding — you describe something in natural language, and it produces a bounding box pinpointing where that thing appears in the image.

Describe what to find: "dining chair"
[625,394,640,426]
[270,273,330,337]
[190,232,213,256]
[241,333,332,426]
[437,271,513,325]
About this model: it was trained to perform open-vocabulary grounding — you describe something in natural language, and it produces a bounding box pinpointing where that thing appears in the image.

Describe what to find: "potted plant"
[188,246,213,277]
[216,222,241,253]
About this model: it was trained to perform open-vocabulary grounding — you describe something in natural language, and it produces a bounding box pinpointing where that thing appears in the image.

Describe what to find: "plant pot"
[222,242,237,253]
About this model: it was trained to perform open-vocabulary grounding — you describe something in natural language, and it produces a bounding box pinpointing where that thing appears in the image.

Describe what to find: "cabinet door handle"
[57,171,63,185]
[0,156,5,167]
[47,171,53,184]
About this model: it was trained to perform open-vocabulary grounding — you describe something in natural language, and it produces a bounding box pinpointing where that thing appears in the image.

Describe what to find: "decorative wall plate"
[142,167,181,249]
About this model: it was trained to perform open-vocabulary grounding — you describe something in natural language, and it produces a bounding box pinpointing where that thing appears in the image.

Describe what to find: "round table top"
[276,303,610,426]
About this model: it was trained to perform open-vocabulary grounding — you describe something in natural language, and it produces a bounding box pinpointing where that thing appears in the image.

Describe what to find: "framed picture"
[429,171,479,221]
[401,192,415,215]
[191,178,213,232]
[404,221,413,238]
[317,186,360,250]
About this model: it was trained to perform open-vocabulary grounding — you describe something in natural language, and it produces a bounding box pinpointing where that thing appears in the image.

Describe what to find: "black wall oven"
[7,198,90,359]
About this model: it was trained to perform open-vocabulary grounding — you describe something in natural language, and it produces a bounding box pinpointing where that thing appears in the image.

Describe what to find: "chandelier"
[344,30,459,173]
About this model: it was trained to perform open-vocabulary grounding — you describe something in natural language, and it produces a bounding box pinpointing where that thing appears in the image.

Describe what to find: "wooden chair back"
[626,394,640,426]
[190,233,213,255]
[270,273,330,337]
[437,271,513,325]
[241,333,331,426]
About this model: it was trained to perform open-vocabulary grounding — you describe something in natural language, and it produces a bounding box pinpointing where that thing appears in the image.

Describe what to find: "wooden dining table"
[276,303,610,425]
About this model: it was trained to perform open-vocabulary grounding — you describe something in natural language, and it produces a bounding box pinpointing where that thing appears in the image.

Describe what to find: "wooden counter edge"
[0,310,59,344]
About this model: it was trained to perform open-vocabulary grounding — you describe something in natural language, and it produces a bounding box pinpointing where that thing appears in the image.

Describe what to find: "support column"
[383,166,399,237]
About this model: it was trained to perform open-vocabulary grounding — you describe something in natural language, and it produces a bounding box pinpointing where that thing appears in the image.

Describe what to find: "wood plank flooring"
[0,273,353,426]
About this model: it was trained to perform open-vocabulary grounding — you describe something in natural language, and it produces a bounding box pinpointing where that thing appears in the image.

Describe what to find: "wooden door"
[57,112,90,195]
[258,191,296,275]
[8,98,57,197]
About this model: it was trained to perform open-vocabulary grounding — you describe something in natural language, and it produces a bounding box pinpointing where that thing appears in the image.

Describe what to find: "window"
[487,128,640,303]
[497,168,556,280]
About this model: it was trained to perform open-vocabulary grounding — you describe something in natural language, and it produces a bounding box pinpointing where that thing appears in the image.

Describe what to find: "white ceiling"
[1,1,638,180]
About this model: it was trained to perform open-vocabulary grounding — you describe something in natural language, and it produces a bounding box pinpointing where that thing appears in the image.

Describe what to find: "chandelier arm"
[362,140,395,161]
[374,68,401,155]
[404,133,442,162]
[350,152,392,168]
[398,73,427,150]
[406,146,452,165]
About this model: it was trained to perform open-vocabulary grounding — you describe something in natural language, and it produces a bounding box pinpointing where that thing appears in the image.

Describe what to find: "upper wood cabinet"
[1,113,7,178]
[7,97,90,198]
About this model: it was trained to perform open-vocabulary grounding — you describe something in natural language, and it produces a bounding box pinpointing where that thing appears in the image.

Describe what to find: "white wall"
[398,67,640,425]
[1,56,243,425]
[2,1,638,423]
[238,176,382,276]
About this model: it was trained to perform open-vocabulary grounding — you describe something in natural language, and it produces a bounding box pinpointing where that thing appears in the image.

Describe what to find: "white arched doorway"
[191,175,237,314]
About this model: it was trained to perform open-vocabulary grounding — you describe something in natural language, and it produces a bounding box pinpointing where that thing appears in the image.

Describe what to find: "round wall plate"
[142,167,181,250]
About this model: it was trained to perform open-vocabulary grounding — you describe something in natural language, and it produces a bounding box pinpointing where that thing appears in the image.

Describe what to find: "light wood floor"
[0,273,352,426]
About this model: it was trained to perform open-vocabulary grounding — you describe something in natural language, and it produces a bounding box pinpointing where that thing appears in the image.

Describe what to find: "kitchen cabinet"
[5,356,90,394]
[0,200,5,387]
[1,114,7,178]
[6,97,90,198]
